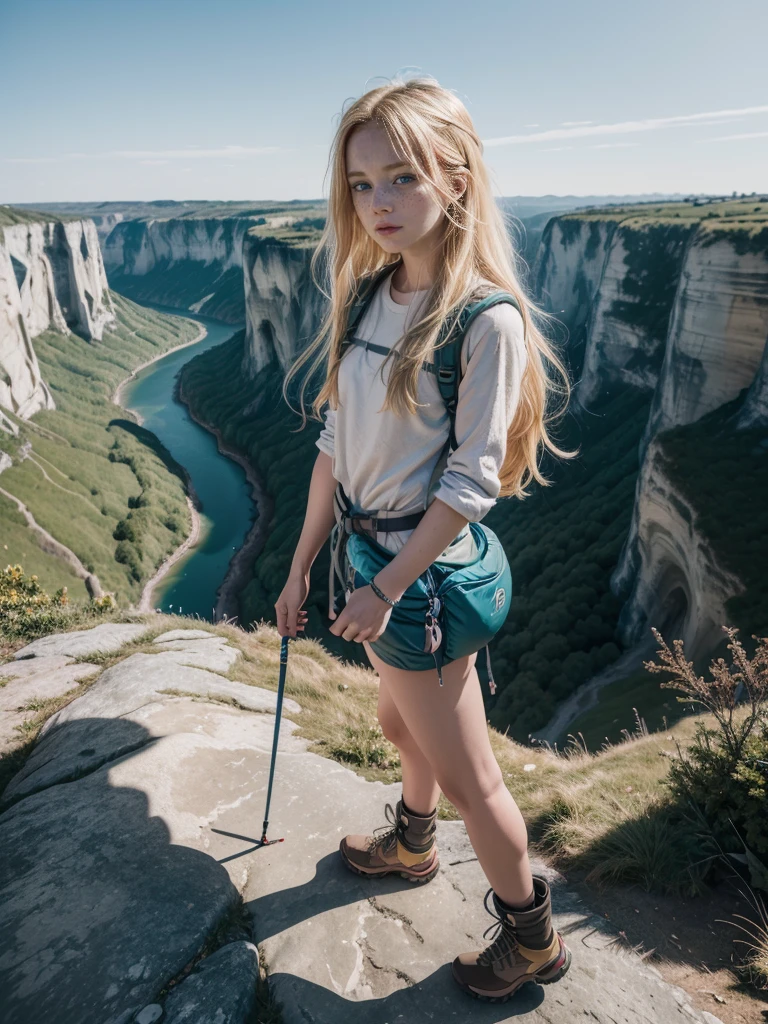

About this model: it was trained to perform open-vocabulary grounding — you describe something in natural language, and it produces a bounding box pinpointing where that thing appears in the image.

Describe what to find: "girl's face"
[345,121,447,260]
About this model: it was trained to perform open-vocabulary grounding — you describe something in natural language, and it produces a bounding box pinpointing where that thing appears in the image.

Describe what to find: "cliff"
[644,224,768,441]
[1,210,115,430]
[611,437,745,659]
[103,217,253,323]
[537,200,768,657]
[242,234,326,377]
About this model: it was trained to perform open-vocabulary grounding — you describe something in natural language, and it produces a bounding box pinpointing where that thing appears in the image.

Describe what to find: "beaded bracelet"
[369,574,399,607]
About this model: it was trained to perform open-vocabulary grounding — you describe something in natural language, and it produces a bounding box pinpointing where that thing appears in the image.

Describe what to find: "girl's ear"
[452,172,468,202]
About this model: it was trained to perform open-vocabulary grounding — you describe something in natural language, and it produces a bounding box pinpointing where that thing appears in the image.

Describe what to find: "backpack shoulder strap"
[434,291,522,450]
[340,261,402,358]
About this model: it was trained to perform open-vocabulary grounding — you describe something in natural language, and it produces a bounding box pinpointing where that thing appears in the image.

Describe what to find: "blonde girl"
[275,75,574,1003]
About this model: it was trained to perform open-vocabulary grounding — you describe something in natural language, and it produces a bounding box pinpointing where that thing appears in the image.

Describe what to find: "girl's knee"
[436,761,506,815]
[377,699,409,747]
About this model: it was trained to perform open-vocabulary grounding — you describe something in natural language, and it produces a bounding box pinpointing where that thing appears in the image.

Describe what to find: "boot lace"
[477,887,518,969]
[368,802,399,856]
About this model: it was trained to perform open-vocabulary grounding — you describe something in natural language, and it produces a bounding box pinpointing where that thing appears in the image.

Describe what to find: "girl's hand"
[275,570,310,638]
[329,584,392,643]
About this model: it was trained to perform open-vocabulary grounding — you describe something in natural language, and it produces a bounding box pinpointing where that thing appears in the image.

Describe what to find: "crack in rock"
[448,876,467,903]
[359,936,416,988]
[367,896,425,944]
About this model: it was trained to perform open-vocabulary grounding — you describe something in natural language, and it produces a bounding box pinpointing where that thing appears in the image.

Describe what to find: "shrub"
[0,564,116,643]
[646,626,768,857]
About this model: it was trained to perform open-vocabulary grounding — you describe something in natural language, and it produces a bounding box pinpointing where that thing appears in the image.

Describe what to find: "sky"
[2,0,767,203]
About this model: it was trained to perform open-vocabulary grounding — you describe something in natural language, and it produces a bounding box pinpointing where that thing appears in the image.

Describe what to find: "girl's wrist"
[369,573,401,605]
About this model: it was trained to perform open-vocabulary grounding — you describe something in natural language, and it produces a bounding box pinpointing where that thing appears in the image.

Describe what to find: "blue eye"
[351,182,370,192]
[395,174,415,185]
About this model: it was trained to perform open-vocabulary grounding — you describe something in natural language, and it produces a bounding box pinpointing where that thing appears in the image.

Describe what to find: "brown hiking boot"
[339,797,439,884]
[452,876,571,1002]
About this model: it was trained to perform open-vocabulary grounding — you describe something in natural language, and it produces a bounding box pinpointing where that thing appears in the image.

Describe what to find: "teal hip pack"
[325,263,521,695]
[340,506,512,692]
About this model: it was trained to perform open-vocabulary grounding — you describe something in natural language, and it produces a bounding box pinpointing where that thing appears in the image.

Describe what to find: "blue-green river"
[118,306,252,619]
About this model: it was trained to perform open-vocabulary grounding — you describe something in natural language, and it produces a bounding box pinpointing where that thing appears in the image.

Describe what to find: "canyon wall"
[1,217,115,431]
[241,235,326,377]
[536,211,768,656]
[643,228,768,442]
[103,217,256,323]
[610,438,745,659]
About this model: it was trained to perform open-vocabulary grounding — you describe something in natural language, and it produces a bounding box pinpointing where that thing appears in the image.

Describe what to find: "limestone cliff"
[1,215,115,429]
[611,437,744,659]
[534,215,695,408]
[242,235,326,377]
[644,226,768,441]
[103,217,255,323]
[536,202,768,656]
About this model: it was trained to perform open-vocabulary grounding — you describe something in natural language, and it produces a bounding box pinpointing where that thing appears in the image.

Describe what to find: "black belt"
[328,482,425,615]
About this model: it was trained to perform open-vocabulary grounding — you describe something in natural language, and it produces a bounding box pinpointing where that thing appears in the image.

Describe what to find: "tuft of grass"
[720,889,768,991]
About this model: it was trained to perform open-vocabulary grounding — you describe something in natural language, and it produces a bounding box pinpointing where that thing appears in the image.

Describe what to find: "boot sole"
[339,842,440,884]
[452,944,572,1003]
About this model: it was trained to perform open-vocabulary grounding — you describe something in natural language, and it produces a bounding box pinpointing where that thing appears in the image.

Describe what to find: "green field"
[0,293,199,603]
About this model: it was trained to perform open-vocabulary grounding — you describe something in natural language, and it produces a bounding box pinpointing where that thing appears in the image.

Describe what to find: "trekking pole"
[259,632,293,846]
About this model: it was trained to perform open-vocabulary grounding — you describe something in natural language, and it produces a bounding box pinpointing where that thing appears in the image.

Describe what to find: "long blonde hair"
[283,75,575,498]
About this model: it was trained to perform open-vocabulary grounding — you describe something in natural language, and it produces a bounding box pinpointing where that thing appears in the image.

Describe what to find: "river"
[117,304,253,620]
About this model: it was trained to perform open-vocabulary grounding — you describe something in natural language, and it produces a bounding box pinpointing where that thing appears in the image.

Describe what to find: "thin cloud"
[5,144,282,164]
[561,120,593,126]
[696,130,768,142]
[592,142,641,149]
[524,123,540,127]
[483,104,768,147]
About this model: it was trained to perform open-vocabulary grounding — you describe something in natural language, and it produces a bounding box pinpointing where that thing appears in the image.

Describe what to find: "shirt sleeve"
[315,403,336,458]
[431,302,527,521]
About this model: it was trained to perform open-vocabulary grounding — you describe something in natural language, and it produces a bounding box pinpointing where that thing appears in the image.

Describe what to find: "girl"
[275,75,574,1003]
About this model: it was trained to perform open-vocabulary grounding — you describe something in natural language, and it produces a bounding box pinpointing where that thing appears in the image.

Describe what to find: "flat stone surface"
[238,755,723,1024]
[0,630,724,1024]
[12,622,151,660]
[0,701,302,1024]
[147,639,242,673]
[163,940,259,1023]
[3,656,300,804]
[153,629,220,643]
[0,656,101,711]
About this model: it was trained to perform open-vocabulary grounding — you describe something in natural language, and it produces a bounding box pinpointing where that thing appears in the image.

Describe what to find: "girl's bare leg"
[363,640,534,907]
[376,669,442,816]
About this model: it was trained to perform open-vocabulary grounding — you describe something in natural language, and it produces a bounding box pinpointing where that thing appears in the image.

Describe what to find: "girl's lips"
[376,226,401,235]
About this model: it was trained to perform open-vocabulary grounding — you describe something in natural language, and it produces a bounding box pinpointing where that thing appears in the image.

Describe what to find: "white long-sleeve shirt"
[316,266,527,564]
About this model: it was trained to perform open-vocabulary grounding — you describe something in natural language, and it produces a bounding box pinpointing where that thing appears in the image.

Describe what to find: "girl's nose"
[372,186,393,213]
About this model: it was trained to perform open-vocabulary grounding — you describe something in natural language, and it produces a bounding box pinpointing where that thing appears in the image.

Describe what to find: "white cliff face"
[538,211,767,662]
[0,243,55,423]
[103,217,253,323]
[3,219,115,342]
[535,216,696,409]
[104,217,250,275]
[612,438,744,659]
[90,213,124,243]
[242,237,326,377]
[1,217,115,430]
[644,228,768,441]
[576,224,694,408]
[533,218,613,340]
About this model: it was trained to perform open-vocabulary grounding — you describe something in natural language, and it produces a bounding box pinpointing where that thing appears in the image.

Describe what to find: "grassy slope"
[0,293,200,603]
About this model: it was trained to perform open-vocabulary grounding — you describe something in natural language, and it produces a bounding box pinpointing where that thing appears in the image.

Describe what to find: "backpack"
[340,261,523,453]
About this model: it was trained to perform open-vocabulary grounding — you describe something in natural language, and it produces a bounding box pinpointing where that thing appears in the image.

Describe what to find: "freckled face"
[345,121,446,257]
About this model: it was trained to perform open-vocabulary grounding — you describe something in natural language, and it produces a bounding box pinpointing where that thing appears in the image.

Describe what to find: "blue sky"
[2,0,767,202]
